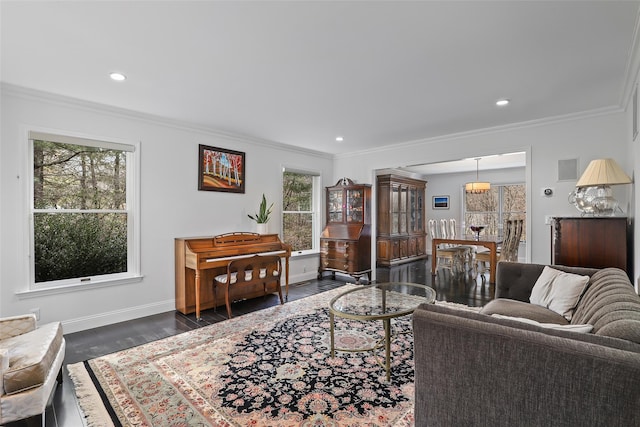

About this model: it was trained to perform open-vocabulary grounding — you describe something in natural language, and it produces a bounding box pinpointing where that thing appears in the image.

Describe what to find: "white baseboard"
[289,271,320,284]
[62,299,175,334]
[62,273,324,334]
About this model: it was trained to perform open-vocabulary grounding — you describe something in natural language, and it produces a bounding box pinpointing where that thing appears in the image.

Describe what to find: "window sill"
[291,250,320,258]
[15,275,144,299]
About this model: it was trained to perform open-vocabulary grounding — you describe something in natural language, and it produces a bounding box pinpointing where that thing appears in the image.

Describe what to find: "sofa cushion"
[529,266,590,320]
[0,322,63,395]
[491,314,593,333]
[570,268,640,344]
[0,315,36,340]
[597,316,640,343]
[480,298,569,325]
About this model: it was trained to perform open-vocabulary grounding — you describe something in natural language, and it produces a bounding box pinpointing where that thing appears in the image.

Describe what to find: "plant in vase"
[248,194,274,234]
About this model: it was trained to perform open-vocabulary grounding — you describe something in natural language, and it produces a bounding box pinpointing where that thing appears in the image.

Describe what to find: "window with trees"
[282,169,319,253]
[30,131,139,287]
[464,183,526,241]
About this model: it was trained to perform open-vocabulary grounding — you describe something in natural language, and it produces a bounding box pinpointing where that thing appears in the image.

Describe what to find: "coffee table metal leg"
[384,318,391,381]
[330,311,335,357]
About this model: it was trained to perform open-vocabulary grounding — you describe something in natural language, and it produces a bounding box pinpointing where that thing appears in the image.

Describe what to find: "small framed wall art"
[432,195,450,210]
[198,144,245,193]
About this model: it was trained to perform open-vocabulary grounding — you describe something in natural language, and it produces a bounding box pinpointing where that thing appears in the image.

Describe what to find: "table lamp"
[573,158,632,216]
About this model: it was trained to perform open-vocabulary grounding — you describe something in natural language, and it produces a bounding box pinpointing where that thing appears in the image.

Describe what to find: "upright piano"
[175,232,292,319]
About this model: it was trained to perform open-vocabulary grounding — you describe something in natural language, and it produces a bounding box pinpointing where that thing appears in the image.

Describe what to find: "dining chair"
[448,218,479,277]
[502,219,523,261]
[475,219,523,281]
[429,219,467,275]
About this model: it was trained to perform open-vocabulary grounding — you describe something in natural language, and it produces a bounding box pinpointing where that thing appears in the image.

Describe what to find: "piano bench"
[213,254,284,319]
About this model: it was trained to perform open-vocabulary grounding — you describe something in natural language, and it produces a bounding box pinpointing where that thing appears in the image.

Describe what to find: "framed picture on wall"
[198,144,245,193]
[432,195,450,210]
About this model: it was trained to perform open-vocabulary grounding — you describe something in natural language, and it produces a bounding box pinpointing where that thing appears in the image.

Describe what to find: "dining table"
[431,232,503,283]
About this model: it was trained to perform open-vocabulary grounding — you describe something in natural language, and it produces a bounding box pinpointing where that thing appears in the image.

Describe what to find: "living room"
[3,1,638,332]
[1,1,640,425]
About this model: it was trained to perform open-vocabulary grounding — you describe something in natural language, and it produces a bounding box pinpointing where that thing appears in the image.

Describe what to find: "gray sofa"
[413,262,640,427]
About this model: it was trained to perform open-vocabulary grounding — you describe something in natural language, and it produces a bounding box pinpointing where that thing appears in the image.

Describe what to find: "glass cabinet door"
[391,186,399,233]
[400,186,407,233]
[410,188,416,232]
[416,192,423,232]
[328,188,343,223]
[346,188,364,223]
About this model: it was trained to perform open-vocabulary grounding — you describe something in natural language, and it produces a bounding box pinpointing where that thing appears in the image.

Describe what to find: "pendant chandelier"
[465,158,491,194]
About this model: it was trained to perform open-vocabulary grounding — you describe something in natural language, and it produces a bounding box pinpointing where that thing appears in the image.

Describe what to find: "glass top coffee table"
[328,282,436,381]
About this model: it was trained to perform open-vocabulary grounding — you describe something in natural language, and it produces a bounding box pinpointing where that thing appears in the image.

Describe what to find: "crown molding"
[335,105,623,160]
[1,83,333,160]
[2,82,624,163]
[619,5,640,109]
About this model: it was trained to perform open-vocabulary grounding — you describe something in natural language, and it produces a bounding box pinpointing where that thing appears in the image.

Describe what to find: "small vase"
[256,223,268,235]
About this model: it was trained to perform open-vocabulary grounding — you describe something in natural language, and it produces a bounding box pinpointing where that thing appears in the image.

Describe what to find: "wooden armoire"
[376,174,427,266]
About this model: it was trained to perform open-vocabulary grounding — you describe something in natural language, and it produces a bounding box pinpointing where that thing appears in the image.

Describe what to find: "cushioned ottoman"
[0,314,65,424]
[0,322,63,395]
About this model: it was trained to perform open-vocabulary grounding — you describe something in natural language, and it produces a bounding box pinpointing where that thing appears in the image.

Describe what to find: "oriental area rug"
[68,284,477,427]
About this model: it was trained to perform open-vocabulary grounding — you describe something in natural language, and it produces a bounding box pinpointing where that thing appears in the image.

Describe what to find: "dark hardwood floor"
[11,257,493,427]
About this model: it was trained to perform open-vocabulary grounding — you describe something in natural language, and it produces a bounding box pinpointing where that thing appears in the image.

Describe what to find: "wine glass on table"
[469,225,486,241]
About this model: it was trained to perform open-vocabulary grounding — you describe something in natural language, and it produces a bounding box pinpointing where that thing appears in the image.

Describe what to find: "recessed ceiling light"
[335,136,344,142]
[109,72,126,81]
[496,99,510,107]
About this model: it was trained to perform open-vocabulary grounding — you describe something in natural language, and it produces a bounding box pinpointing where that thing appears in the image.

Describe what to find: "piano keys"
[175,232,292,320]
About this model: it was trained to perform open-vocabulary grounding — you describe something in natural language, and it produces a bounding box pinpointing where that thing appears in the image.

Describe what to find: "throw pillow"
[529,266,590,321]
[492,314,593,333]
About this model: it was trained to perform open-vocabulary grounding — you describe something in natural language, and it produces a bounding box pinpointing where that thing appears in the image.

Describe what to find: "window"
[282,169,320,253]
[464,183,526,241]
[29,131,140,288]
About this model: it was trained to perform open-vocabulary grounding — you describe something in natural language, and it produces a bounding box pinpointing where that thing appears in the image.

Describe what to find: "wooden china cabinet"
[376,174,427,266]
[318,178,372,282]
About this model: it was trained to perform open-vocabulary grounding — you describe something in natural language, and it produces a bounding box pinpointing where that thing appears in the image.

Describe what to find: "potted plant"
[248,194,274,234]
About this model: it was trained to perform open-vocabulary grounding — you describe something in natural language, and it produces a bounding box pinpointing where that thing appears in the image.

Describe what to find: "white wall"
[625,76,640,290]
[334,112,632,282]
[0,86,333,332]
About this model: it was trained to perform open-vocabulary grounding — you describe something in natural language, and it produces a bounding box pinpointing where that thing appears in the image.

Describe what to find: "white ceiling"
[2,1,639,156]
